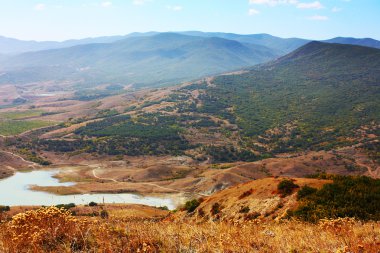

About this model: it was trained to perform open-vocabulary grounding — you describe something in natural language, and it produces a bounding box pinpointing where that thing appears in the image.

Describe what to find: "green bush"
[183,199,200,213]
[100,210,109,219]
[239,206,250,213]
[211,203,221,215]
[290,176,380,222]
[0,206,10,212]
[56,203,76,210]
[278,179,299,197]
[297,185,317,200]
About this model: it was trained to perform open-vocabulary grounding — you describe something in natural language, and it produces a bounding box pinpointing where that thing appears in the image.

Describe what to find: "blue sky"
[0,0,379,41]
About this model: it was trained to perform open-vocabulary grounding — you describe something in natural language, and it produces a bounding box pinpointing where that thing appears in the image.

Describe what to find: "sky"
[0,0,379,41]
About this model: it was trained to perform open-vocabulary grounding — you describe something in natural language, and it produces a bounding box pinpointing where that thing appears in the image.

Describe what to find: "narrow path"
[91,167,118,182]
[90,166,208,196]
[0,150,35,165]
[355,159,379,178]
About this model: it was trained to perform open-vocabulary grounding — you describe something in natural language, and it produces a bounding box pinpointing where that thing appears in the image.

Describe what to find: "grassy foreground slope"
[1,176,379,252]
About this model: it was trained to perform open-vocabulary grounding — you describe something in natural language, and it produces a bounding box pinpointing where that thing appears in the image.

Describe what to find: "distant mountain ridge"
[0,35,130,55]
[1,32,379,55]
[0,33,278,87]
[0,32,379,88]
[324,37,380,49]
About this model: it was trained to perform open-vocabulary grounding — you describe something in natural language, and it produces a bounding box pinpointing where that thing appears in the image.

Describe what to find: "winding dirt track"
[0,150,35,165]
[90,166,208,196]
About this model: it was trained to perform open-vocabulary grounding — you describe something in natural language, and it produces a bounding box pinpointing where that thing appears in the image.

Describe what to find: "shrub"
[211,203,221,216]
[277,179,299,197]
[245,212,261,220]
[297,185,317,200]
[157,206,169,211]
[0,206,10,212]
[183,199,200,213]
[56,203,76,210]
[290,176,380,222]
[238,189,253,199]
[100,210,109,219]
[89,201,98,207]
[239,206,250,213]
[0,207,90,252]
[198,208,205,217]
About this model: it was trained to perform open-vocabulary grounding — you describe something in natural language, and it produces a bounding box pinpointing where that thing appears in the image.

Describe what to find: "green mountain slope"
[192,41,380,151]
[35,41,380,160]
[0,33,278,87]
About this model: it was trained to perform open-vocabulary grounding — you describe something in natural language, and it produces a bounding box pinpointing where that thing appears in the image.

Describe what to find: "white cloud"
[34,3,46,11]
[249,0,298,6]
[297,1,323,9]
[133,0,151,5]
[101,2,112,8]
[248,8,260,15]
[331,7,342,12]
[308,15,328,20]
[167,5,183,11]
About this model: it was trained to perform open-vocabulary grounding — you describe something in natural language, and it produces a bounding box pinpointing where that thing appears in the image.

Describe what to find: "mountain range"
[0,32,379,88]
[29,41,379,159]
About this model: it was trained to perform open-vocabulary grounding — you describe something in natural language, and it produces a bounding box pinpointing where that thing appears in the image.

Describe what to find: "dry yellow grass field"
[0,206,379,253]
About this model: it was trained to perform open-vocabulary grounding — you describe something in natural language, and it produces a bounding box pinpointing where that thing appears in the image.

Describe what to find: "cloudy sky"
[0,0,379,41]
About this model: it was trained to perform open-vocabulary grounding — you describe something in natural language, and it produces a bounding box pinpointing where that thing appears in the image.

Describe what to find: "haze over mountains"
[23,41,379,162]
[0,32,379,88]
[0,33,277,87]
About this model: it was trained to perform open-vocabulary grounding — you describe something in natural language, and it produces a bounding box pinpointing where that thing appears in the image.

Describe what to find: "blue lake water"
[0,170,179,209]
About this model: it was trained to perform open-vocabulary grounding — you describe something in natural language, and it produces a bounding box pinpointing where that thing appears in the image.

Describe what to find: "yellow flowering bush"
[1,206,90,253]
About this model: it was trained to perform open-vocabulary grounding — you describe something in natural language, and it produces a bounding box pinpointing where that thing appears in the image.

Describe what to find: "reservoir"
[0,170,179,209]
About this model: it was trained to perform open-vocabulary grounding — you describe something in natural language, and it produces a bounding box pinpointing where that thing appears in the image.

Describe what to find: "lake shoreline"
[0,170,186,209]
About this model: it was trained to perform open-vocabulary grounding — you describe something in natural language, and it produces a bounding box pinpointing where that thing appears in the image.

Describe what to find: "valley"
[1,0,379,250]
[0,42,378,204]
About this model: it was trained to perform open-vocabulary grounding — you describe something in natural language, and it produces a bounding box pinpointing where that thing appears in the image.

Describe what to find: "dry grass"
[1,207,379,252]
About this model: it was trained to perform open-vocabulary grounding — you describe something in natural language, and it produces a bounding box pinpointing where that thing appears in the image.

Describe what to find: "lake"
[0,170,180,209]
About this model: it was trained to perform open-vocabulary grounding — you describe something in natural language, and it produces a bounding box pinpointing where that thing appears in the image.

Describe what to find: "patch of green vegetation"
[0,206,10,212]
[296,185,317,200]
[196,42,380,152]
[289,175,380,222]
[362,142,380,164]
[183,199,201,213]
[18,148,51,165]
[56,203,76,210]
[157,206,169,211]
[0,120,55,136]
[0,110,44,120]
[204,145,270,163]
[278,179,299,197]
[72,89,122,101]
[211,202,221,215]
[36,114,193,156]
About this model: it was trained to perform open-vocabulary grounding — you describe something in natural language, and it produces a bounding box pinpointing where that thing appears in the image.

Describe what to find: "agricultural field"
[0,110,45,120]
[0,120,55,136]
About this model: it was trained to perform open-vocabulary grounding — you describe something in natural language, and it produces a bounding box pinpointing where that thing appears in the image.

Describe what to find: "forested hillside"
[198,41,380,152]
[21,42,379,163]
